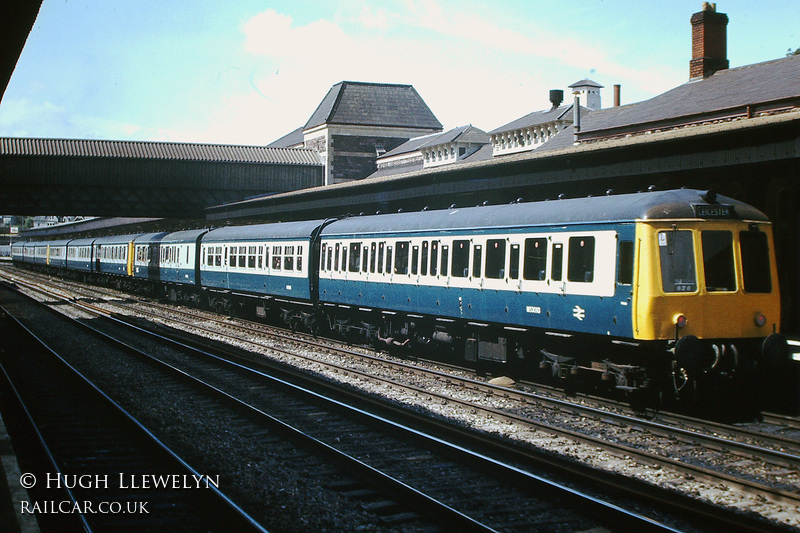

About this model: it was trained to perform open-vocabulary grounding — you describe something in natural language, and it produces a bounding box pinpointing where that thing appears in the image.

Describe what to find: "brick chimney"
[690,3,729,79]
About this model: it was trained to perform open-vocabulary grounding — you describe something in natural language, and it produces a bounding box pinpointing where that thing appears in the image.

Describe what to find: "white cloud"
[243,10,356,60]
[228,2,682,145]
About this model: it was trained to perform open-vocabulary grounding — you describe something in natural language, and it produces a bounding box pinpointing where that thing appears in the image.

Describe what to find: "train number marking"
[572,305,586,321]
[526,306,541,314]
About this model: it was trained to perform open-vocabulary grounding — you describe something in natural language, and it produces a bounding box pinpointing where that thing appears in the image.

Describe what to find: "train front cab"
[633,217,786,400]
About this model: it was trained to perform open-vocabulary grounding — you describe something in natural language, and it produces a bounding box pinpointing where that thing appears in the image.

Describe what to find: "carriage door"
[148,243,161,281]
[546,236,568,328]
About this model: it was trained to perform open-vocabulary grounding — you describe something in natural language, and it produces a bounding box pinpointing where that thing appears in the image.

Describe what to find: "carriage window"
[349,243,361,273]
[386,246,392,274]
[421,241,429,276]
[568,237,595,283]
[411,246,420,275]
[216,247,222,267]
[618,241,634,285]
[551,243,563,281]
[296,246,303,272]
[370,243,377,273]
[377,243,385,274]
[341,247,348,272]
[523,238,547,280]
[362,246,369,273]
[452,240,470,277]
[430,241,439,276]
[441,244,449,276]
[321,244,328,271]
[486,239,506,279]
[509,244,520,279]
[334,243,340,271]
[472,244,482,278]
[702,231,735,291]
[284,245,295,271]
[740,230,771,293]
[258,246,264,269]
[394,241,409,274]
[234,246,247,268]
[272,245,282,271]
[249,246,257,269]
[659,230,696,292]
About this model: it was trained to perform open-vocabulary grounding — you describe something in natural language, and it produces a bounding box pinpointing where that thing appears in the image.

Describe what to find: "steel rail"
[2,277,686,533]
[0,303,268,533]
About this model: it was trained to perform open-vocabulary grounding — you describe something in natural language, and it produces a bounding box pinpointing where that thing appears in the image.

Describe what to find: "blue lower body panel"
[158,267,196,285]
[201,271,311,301]
[320,279,634,338]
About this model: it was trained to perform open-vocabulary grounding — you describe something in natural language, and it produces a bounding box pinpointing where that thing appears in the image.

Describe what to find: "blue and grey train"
[12,189,788,401]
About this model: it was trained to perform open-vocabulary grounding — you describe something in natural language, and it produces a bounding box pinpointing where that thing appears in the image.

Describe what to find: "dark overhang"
[1,137,324,217]
[206,110,800,223]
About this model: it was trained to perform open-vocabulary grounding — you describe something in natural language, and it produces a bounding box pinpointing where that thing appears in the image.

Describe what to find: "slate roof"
[303,81,443,130]
[267,126,304,148]
[380,132,441,158]
[581,54,800,137]
[488,104,586,135]
[569,79,604,89]
[0,137,322,165]
[420,124,489,147]
[379,125,489,160]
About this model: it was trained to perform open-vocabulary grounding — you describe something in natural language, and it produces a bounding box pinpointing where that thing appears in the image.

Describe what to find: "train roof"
[204,220,326,243]
[321,189,769,236]
[160,229,209,244]
[92,234,143,245]
[132,232,170,244]
[69,237,97,246]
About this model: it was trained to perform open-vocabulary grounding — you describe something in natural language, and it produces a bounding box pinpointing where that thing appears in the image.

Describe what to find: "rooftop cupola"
[568,79,603,111]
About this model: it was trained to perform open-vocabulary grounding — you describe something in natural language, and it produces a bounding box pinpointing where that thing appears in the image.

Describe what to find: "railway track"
[0,303,265,532]
[0,275,685,532]
[11,268,800,455]
[2,267,799,530]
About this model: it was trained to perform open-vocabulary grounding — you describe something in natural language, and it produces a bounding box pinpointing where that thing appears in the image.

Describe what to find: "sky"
[0,0,797,146]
